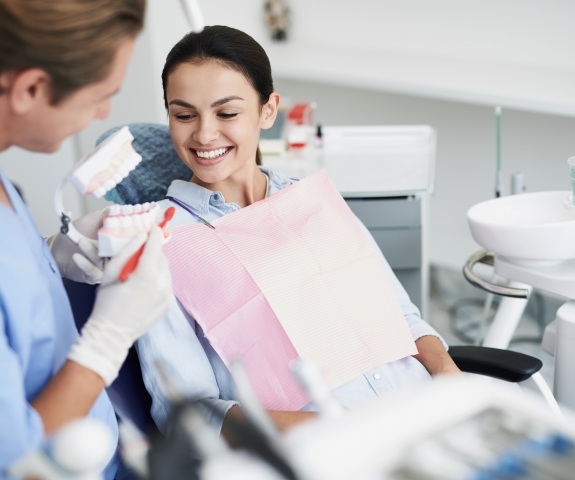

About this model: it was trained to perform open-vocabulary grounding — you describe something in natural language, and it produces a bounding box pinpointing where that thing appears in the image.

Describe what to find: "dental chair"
[62,123,550,440]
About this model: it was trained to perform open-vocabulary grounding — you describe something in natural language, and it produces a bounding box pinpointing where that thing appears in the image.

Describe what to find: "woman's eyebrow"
[169,99,195,108]
[211,95,244,107]
[168,96,244,109]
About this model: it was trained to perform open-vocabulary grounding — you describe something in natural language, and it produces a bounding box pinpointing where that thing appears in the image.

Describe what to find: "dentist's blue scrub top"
[0,170,119,479]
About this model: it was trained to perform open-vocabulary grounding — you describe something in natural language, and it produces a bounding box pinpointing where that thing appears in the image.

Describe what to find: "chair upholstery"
[97,123,192,205]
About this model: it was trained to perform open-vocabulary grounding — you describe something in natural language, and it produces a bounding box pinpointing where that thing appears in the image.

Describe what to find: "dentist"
[0,1,173,478]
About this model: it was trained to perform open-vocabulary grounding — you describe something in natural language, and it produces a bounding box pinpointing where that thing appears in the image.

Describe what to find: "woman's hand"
[413,335,462,376]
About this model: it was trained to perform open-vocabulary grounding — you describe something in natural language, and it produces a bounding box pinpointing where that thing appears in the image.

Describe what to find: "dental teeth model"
[54,126,144,247]
[68,126,142,198]
[98,202,162,258]
[54,127,176,281]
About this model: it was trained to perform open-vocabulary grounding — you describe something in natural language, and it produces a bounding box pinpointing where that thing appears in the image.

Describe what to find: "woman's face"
[166,60,278,187]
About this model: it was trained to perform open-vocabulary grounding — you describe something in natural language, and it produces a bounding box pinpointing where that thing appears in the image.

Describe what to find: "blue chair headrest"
[97,122,193,205]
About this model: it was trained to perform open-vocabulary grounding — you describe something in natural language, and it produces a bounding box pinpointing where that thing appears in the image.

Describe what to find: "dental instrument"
[166,195,215,229]
[495,106,504,198]
[230,360,281,442]
[279,377,575,480]
[229,360,301,480]
[118,420,150,479]
[148,361,288,480]
[289,358,345,419]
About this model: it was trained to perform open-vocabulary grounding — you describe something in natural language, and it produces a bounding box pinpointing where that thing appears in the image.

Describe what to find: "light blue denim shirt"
[136,167,447,435]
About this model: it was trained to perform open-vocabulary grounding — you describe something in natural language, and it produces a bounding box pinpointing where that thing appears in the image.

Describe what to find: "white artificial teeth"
[97,201,163,257]
[104,178,116,192]
[122,205,134,215]
[108,205,121,216]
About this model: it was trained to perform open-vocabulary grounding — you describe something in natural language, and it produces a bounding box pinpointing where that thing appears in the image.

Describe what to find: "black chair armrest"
[448,345,543,383]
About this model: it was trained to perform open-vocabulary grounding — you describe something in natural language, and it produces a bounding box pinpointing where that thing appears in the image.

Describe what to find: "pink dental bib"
[164,170,417,410]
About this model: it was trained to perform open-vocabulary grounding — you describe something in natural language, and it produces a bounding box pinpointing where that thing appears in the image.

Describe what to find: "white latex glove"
[48,209,107,284]
[68,225,174,386]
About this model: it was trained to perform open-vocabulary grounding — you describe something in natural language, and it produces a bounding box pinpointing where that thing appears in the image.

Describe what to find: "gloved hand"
[68,225,174,386]
[48,209,107,284]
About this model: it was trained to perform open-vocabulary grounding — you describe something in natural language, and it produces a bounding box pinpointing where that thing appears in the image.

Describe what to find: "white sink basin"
[467,191,575,265]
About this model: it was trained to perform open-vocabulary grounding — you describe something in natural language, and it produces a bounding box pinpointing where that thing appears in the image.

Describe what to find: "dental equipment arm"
[223,408,315,443]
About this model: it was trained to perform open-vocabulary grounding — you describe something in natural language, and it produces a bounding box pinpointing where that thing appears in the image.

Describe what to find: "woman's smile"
[191,146,233,166]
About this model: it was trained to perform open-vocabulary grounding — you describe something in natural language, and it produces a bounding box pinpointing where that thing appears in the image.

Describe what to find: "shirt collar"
[165,166,297,213]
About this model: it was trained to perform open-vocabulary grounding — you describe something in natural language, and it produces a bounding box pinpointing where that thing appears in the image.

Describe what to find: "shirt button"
[373,373,381,380]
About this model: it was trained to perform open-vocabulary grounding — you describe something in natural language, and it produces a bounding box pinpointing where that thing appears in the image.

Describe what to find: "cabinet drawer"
[370,228,421,269]
[346,197,421,229]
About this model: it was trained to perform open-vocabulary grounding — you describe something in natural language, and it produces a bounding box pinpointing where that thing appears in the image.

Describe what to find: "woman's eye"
[172,112,195,121]
[219,112,238,119]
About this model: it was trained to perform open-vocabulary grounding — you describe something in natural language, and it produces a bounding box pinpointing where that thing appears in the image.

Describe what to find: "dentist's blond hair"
[0,0,146,104]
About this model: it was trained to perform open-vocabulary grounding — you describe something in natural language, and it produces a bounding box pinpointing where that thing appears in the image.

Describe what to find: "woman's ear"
[261,92,280,130]
[6,68,51,114]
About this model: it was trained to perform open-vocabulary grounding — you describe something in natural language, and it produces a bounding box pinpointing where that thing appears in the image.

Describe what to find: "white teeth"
[196,148,227,159]
[108,205,121,216]
[104,178,116,191]
[102,202,159,230]
[104,216,119,228]
[98,201,165,257]
[112,172,125,185]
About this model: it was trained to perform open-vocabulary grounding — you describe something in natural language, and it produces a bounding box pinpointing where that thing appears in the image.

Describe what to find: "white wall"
[2,0,575,272]
[199,0,575,270]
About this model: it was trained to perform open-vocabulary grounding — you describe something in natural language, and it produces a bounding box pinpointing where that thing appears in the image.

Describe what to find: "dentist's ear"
[261,92,280,129]
[5,68,51,114]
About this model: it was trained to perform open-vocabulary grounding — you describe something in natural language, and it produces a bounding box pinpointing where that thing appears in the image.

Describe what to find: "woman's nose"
[192,118,219,145]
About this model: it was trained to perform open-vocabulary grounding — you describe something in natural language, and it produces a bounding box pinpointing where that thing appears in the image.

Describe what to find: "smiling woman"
[134,25,461,448]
